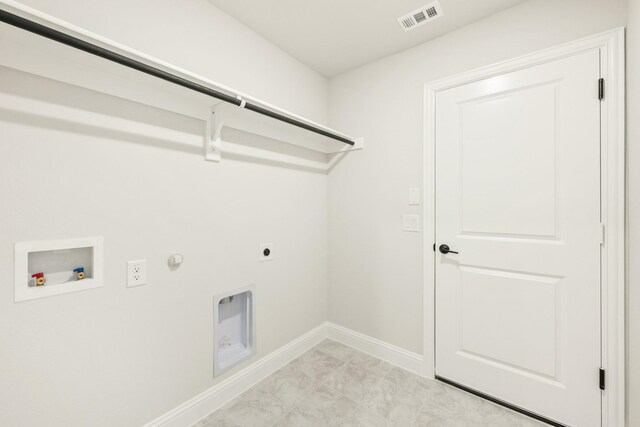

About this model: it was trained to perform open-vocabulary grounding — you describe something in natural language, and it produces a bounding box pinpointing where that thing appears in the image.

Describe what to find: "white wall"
[627,0,640,424]
[17,0,329,124]
[0,1,330,426]
[328,0,627,361]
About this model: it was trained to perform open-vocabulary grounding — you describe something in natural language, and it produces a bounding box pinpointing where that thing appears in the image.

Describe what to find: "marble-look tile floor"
[194,339,546,427]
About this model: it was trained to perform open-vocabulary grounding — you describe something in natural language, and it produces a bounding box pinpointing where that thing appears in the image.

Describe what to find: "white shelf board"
[0,0,363,160]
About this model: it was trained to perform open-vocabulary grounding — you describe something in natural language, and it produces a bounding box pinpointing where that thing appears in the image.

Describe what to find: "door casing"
[422,28,625,427]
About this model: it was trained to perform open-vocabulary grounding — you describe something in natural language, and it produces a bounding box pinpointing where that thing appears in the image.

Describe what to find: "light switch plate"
[403,214,420,232]
[408,188,420,205]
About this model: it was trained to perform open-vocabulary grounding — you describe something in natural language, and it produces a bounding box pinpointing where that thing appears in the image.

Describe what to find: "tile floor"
[194,339,546,426]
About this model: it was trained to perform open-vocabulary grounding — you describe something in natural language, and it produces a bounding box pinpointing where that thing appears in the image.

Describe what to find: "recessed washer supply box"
[14,237,104,302]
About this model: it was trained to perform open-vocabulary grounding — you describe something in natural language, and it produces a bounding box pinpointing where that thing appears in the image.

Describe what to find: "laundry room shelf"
[0,0,363,162]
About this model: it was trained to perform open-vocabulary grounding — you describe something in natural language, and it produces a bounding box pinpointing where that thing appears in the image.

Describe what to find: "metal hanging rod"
[0,9,355,146]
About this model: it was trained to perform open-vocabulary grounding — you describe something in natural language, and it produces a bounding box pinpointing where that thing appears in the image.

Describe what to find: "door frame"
[422,28,625,427]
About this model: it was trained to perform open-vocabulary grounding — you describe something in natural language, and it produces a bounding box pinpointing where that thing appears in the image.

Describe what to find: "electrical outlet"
[403,214,420,232]
[259,243,274,262]
[127,260,147,287]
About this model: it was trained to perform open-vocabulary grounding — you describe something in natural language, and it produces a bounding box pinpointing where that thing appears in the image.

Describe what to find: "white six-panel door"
[434,49,602,426]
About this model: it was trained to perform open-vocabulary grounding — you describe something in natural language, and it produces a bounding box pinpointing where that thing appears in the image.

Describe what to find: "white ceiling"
[208,0,528,77]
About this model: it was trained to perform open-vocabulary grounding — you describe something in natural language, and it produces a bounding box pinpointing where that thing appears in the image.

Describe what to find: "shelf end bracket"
[205,105,225,162]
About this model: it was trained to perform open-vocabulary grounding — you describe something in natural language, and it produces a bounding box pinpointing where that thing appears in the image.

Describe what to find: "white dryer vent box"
[213,286,256,377]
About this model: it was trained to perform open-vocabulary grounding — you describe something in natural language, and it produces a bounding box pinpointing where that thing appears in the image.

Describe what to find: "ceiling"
[208,0,529,77]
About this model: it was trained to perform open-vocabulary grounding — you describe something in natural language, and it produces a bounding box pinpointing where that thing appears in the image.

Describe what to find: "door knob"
[439,244,459,255]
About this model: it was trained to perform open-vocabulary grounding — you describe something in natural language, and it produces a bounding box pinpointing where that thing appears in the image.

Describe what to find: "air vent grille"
[402,17,415,29]
[397,1,443,32]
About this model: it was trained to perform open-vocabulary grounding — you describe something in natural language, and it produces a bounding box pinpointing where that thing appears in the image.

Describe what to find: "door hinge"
[433,243,436,252]
[599,368,606,390]
[598,78,605,100]
[600,223,605,245]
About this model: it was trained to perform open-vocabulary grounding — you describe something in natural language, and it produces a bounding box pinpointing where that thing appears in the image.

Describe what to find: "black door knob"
[439,244,459,255]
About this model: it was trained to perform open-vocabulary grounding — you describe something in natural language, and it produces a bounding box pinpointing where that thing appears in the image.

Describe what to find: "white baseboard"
[325,322,426,376]
[144,322,426,427]
[144,323,328,427]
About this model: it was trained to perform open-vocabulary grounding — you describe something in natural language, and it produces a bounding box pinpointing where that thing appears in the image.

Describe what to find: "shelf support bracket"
[205,105,225,162]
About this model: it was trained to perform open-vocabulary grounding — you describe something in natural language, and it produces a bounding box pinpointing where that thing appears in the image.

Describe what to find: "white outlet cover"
[259,243,274,262]
[403,215,420,232]
[127,259,147,287]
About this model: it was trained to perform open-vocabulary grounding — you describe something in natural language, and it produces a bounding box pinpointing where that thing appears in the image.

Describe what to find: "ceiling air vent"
[397,1,444,32]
